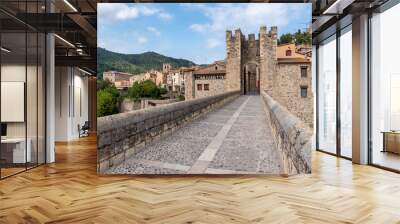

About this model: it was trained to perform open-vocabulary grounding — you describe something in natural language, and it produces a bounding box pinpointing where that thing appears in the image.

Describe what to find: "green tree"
[97,79,112,91]
[293,29,311,45]
[97,89,119,117]
[126,80,164,101]
[178,95,185,101]
[104,86,120,100]
[142,80,160,98]
[97,83,121,117]
[278,33,294,45]
[128,81,144,101]
[278,30,311,46]
[159,87,167,95]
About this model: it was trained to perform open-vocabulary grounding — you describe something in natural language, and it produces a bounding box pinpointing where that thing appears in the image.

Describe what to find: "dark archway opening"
[243,63,259,95]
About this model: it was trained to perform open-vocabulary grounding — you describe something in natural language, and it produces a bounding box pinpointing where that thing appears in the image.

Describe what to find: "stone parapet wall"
[120,98,142,112]
[97,90,241,173]
[120,98,180,113]
[261,90,312,174]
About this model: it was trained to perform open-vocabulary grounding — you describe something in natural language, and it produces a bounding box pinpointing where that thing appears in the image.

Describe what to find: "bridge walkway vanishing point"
[106,95,285,174]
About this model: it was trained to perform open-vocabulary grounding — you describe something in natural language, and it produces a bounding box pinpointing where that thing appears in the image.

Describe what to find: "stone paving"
[106,95,284,175]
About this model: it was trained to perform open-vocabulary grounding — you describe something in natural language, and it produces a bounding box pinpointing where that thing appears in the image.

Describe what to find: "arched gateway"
[225,26,277,96]
[243,62,260,95]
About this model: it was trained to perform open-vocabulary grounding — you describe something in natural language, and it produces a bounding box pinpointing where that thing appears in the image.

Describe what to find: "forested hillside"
[97,48,196,78]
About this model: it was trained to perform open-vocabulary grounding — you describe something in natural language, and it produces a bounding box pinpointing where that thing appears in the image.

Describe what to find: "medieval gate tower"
[225,26,278,95]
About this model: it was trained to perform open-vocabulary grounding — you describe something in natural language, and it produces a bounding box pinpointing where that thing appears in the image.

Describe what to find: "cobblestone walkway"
[106,95,284,175]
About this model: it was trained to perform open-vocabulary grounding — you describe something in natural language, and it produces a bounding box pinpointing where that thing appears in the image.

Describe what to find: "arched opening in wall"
[244,63,259,95]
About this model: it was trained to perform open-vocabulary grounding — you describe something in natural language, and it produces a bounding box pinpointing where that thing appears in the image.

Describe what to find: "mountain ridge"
[97,47,196,78]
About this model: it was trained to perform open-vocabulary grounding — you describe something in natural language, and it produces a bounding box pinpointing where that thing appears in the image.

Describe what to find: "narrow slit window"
[301,66,307,78]
[300,86,308,98]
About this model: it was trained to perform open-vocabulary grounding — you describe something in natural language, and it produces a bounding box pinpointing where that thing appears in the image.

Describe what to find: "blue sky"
[98,3,311,64]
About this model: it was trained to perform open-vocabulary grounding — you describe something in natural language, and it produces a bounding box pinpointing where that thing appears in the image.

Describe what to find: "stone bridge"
[98,91,312,175]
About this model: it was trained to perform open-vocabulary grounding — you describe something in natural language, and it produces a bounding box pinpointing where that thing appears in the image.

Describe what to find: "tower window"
[301,66,307,78]
[197,84,202,91]
[300,86,308,98]
[204,84,209,91]
[286,49,292,56]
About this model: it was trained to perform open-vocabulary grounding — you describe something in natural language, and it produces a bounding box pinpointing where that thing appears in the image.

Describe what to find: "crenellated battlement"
[225,25,279,95]
[226,26,277,46]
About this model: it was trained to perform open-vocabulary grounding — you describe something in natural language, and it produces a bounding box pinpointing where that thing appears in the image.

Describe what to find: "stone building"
[185,61,226,100]
[166,68,185,93]
[143,70,165,86]
[128,70,165,87]
[276,43,309,59]
[162,63,171,73]
[185,26,313,127]
[103,71,133,90]
[103,70,166,90]
[103,71,131,83]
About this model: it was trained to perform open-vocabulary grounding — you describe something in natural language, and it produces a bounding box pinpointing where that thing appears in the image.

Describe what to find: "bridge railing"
[261,90,312,174]
[97,90,241,173]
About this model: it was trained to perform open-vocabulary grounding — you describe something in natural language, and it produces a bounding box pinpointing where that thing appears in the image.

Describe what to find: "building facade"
[185,61,226,100]
[103,71,132,83]
[103,71,133,90]
[185,26,313,127]
[103,70,166,90]
[166,68,185,94]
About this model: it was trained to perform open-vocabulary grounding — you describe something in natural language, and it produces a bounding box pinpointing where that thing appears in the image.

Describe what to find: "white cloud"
[147,27,161,36]
[159,12,173,21]
[140,6,159,15]
[137,36,148,44]
[186,3,309,61]
[116,7,139,20]
[188,4,297,35]
[190,24,207,32]
[98,3,309,64]
[98,3,173,23]
[98,3,138,21]
[207,38,220,49]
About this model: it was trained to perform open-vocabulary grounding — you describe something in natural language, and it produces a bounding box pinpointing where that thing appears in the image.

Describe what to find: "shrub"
[127,80,162,100]
[97,79,113,91]
[97,89,119,117]
[128,81,144,101]
[178,95,185,101]
[159,87,168,95]
[142,80,160,98]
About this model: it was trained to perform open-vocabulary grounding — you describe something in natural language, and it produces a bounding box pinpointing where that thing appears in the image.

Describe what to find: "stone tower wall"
[225,29,243,92]
[224,25,313,127]
[163,63,171,74]
[243,33,259,62]
[259,26,278,94]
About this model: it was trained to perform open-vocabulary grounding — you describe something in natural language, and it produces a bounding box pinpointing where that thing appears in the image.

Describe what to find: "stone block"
[97,90,240,173]
[261,90,312,175]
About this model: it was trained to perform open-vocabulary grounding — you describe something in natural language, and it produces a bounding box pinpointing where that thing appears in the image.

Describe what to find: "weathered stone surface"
[261,90,312,174]
[106,96,285,175]
[194,78,225,98]
[97,90,240,173]
[272,63,314,127]
[225,29,242,92]
[224,26,313,127]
